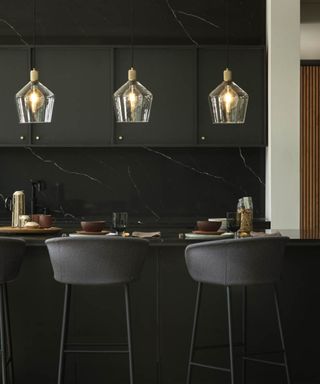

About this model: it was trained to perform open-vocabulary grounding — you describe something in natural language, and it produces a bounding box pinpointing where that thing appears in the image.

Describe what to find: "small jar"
[238,197,253,235]
[18,215,31,228]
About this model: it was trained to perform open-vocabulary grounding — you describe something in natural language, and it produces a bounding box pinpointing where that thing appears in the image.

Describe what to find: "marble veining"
[127,166,161,221]
[165,0,220,46]
[143,146,248,195]
[239,147,265,185]
[166,0,199,45]
[0,147,265,222]
[26,147,110,190]
[0,18,29,45]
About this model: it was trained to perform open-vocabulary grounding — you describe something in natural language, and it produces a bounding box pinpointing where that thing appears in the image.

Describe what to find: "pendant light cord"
[225,0,230,69]
[130,0,134,68]
[32,0,36,68]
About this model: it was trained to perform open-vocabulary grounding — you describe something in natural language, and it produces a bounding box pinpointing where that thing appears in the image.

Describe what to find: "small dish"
[80,221,106,232]
[196,220,222,232]
[76,230,109,235]
[185,233,234,240]
[192,230,224,235]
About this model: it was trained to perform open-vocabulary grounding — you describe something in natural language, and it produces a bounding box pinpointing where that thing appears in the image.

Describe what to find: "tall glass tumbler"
[112,212,128,235]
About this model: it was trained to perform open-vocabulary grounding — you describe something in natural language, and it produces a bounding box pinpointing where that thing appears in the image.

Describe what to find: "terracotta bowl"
[80,221,106,232]
[196,220,222,232]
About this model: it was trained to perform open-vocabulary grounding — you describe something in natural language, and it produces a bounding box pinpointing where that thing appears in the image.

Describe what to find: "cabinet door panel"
[33,47,112,146]
[0,48,29,145]
[198,47,266,146]
[114,47,195,146]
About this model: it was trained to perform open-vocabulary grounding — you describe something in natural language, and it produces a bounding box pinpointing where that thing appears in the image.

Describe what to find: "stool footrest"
[243,356,285,367]
[65,342,128,347]
[64,349,129,354]
[64,342,129,354]
[245,349,285,357]
[190,361,231,373]
[195,342,244,351]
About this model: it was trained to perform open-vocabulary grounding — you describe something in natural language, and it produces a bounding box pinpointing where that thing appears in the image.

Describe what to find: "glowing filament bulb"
[223,87,234,114]
[128,87,137,110]
[27,86,45,113]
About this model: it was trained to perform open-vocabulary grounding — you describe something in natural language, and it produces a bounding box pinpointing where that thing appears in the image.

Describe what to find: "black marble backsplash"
[0,147,265,225]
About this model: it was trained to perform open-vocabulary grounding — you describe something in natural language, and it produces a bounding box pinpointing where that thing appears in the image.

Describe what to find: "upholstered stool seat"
[46,236,148,384]
[185,237,291,384]
[0,237,25,384]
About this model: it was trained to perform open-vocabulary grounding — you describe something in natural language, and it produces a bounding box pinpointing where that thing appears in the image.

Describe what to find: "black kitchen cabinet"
[0,48,29,145]
[114,47,196,146]
[0,45,266,147]
[198,46,266,146]
[32,47,113,146]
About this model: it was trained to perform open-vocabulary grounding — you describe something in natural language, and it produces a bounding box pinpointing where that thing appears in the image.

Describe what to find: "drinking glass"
[112,212,128,234]
[226,212,240,233]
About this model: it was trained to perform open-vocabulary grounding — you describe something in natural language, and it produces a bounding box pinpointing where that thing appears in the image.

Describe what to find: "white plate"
[184,232,234,240]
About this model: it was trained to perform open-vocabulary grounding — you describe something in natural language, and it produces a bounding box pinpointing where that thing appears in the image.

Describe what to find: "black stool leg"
[273,285,291,384]
[186,282,202,384]
[3,284,14,384]
[57,284,71,384]
[242,286,247,384]
[124,284,134,384]
[0,285,7,384]
[227,286,235,384]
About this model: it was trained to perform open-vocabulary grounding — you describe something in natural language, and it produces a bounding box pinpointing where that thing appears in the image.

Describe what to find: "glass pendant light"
[209,68,248,124]
[113,0,153,123]
[15,0,54,124]
[16,68,54,123]
[208,0,248,124]
[114,67,152,123]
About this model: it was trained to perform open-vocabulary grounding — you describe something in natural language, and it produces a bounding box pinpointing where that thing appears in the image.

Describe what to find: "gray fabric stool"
[185,236,290,384]
[46,236,149,384]
[0,237,25,384]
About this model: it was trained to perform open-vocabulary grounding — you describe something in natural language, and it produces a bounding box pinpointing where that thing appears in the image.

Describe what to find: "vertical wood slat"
[301,65,320,236]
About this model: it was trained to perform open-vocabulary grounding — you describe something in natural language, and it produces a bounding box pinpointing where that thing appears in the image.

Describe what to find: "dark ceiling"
[0,0,265,45]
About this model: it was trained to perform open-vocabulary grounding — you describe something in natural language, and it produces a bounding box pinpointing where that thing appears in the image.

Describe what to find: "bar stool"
[0,237,25,384]
[185,236,290,384]
[45,236,148,384]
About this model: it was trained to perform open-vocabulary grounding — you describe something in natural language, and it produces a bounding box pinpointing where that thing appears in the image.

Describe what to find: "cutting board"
[0,226,62,235]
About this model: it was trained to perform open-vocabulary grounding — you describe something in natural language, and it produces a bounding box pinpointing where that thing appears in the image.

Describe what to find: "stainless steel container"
[10,191,25,227]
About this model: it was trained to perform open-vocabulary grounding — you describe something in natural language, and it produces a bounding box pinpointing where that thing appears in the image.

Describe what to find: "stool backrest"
[185,236,289,286]
[0,237,25,283]
[46,237,149,285]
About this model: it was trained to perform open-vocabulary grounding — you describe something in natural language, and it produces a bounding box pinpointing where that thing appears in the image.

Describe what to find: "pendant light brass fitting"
[128,67,137,81]
[30,68,39,82]
[223,68,232,82]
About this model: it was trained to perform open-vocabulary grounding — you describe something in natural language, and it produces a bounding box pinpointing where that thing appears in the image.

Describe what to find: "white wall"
[266,0,300,230]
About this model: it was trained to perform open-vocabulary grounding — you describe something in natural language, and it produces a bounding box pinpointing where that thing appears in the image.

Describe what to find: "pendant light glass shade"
[114,68,153,123]
[209,68,248,124]
[16,69,55,124]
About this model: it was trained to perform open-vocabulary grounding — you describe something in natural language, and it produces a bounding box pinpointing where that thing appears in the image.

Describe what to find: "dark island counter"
[3,230,320,384]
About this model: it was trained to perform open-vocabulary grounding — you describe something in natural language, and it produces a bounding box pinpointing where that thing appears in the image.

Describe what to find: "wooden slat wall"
[301,65,320,237]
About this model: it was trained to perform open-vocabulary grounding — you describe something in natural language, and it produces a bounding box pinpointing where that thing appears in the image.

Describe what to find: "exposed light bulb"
[128,86,138,110]
[26,86,45,114]
[208,68,248,124]
[16,68,55,123]
[221,85,238,115]
[113,67,153,123]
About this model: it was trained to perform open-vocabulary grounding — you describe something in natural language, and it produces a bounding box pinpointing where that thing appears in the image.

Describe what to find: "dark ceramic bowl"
[80,221,106,232]
[196,220,222,232]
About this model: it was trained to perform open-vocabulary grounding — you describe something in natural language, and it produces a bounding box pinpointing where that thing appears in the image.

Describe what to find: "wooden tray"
[0,226,62,235]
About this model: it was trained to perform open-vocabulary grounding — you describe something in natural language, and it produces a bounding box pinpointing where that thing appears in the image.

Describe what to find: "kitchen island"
[3,230,319,384]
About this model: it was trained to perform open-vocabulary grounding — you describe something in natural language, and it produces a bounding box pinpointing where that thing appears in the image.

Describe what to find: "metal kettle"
[5,191,26,227]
